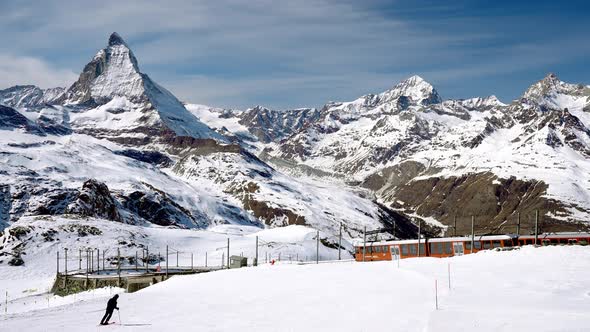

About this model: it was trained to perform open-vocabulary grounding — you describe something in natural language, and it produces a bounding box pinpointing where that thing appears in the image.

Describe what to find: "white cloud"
[0,54,77,89]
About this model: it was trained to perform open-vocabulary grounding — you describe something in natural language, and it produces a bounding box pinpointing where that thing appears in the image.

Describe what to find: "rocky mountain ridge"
[0,33,417,249]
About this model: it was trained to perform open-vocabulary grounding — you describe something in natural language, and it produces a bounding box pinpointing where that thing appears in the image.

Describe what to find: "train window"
[503,240,513,247]
[430,243,439,254]
[418,244,425,255]
[568,239,578,245]
[409,244,417,255]
[444,243,453,254]
[474,241,482,249]
[493,240,502,248]
[483,241,491,249]
[401,245,409,256]
[465,242,471,250]
[383,246,388,252]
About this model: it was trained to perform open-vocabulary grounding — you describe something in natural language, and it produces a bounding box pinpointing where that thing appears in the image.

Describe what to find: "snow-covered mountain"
[0,33,418,267]
[0,85,64,109]
[192,73,590,234]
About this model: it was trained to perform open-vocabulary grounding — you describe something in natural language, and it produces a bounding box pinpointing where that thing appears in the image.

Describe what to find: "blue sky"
[0,0,589,109]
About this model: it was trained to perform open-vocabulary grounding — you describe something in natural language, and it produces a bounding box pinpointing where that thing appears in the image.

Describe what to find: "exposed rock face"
[118,187,198,227]
[0,105,36,132]
[114,149,173,167]
[0,85,64,108]
[238,106,320,143]
[0,185,10,228]
[66,179,122,222]
[388,173,587,234]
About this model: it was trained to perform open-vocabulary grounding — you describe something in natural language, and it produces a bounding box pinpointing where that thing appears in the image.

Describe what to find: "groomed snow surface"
[2,246,589,331]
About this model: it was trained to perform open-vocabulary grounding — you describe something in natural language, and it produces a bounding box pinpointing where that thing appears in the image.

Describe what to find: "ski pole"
[118,310,122,325]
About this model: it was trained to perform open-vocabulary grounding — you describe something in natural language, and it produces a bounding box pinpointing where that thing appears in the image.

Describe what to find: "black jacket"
[106,296,119,312]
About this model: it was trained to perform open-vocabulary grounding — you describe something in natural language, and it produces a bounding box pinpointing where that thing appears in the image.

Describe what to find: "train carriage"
[354,235,517,262]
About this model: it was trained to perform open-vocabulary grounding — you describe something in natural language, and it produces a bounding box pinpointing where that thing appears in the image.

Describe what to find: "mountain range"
[1,32,589,249]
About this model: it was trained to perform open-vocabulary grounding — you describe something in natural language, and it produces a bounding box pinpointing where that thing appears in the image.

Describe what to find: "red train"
[354,233,590,262]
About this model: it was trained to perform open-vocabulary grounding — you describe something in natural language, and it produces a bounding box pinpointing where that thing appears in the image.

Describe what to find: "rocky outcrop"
[66,179,122,222]
[118,187,199,227]
[388,172,587,234]
[114,149,173,167]
[238,106,320,143]
[0,85,64,108]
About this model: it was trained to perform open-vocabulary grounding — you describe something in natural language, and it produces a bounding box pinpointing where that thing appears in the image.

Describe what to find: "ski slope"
[1,245,589,331]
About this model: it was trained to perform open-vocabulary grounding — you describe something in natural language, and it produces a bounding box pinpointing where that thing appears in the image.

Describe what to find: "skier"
[100,294,119,325]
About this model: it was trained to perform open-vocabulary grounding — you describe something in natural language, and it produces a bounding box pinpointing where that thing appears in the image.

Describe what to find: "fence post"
[435,279,438,310]
[448,262,451,290]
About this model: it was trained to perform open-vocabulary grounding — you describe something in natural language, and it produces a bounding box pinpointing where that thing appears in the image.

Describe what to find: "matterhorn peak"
[108,32,128,47]
[55,32,224,140]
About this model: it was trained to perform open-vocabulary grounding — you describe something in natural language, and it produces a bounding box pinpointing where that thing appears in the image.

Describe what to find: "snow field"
[1,245,589,331]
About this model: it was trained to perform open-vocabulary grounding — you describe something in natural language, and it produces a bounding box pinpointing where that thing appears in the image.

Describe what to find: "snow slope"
[1,246,588,331]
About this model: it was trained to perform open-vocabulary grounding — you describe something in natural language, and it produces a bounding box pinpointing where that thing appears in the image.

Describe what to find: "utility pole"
[471,216,475,253]
[363,226,367,262]
[534,210,539,246]
[117,248,121,287]
[97,249,100,272]
[338,222,342,260]
[453,215,457,237]
[191,252,194,271]
[393,218,396,239]
[166,245,169,278]
[145,247,149,274]
[79,249,82,270]
[418,220,421,257]
[316,230,320,264]
[64,248,68,276]
[255,236,259,267]
[205,252,208,267]
[176,251,179,267]
[135,251,138,271]
[227,238,230,269]
[56,251,60,276]
[517,212,521,235]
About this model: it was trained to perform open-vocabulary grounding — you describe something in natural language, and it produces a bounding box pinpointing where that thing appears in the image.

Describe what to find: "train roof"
[354,234,516,247]
[518,232,590,239]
